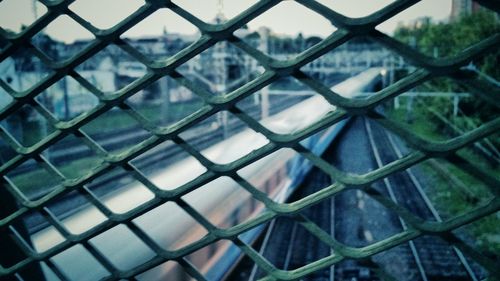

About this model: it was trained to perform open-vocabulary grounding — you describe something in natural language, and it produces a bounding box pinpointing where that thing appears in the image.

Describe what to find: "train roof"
[144,68,383,190]
[30,68,383,255]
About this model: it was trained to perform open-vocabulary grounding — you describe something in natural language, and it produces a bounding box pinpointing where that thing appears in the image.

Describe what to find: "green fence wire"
[0,0,499,280]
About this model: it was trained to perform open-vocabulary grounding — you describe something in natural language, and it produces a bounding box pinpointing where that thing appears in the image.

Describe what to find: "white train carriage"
[29,68,383,281]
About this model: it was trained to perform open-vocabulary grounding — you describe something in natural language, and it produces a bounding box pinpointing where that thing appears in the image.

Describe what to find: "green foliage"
[394,10,499,79]
[394,10,499,125]
[387,101,500,256]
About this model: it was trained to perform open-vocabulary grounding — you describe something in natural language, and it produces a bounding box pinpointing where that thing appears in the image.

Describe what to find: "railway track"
[226,117,484,281]
[18,94,309,232]
[365,119,482,281]
[5,94,306,177]
[245,166,333,281]
[331,118,395,281]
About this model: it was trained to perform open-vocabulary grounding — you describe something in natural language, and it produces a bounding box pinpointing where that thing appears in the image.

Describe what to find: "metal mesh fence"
[0,0,499,280]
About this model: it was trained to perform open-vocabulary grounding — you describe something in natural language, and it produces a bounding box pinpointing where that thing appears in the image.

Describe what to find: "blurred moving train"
[27,68,383,281]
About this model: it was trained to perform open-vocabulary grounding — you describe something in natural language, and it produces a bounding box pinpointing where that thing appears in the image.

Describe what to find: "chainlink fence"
[0,0,499,280]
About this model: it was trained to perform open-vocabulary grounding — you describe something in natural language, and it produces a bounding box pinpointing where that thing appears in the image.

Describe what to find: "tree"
[394,10,499,79]
[393,10,499,122]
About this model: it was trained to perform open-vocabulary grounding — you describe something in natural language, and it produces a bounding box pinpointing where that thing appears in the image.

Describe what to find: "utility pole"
[217,0,224,18]
[160,28,170,124]
[406,36,417,123]
[215,0,229,138]
[159,77,170,124]
[258,27,270,119]
[32,1,48,144]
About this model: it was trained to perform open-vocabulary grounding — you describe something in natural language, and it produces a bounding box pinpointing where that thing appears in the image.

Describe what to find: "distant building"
[451,0,483,19]
[2,22,398,120]
[124,32,197,59]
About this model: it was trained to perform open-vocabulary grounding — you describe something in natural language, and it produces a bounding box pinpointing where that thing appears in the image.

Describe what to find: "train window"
[208,241,218,257]
[264,180,271,194]
[249,196,256,212]
[275,169,282,184]
[230,209,239,226]
[269,174,277,188]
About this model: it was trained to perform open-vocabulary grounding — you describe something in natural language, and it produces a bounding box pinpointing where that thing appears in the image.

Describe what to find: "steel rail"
[0,0,498,280]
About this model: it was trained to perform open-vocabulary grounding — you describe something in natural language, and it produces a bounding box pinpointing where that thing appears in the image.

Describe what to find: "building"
[450,0,483,19]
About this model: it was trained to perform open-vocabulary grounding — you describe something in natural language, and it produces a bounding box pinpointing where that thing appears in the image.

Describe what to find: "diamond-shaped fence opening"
[172,0,259,24]
[120,7,200,61]
[30,14,96,62]
[68,0,145,31]
[236,0,337,59]
[0,46,55,93]
[0,0,48,35]
[0,0,499,281]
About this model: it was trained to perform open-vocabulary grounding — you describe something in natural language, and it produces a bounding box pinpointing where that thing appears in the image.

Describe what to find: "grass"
[9,100,205,197]
[385,100,500,256]
[10,156,103,198]
[12,119,56,148]
[9,165,62,198]
[386,103,447,142]
[82,110,137,134]
[82,100,204,135]
[15,101,206,143]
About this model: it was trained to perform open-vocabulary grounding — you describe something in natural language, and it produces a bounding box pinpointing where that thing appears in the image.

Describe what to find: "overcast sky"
[0,0,452,43]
